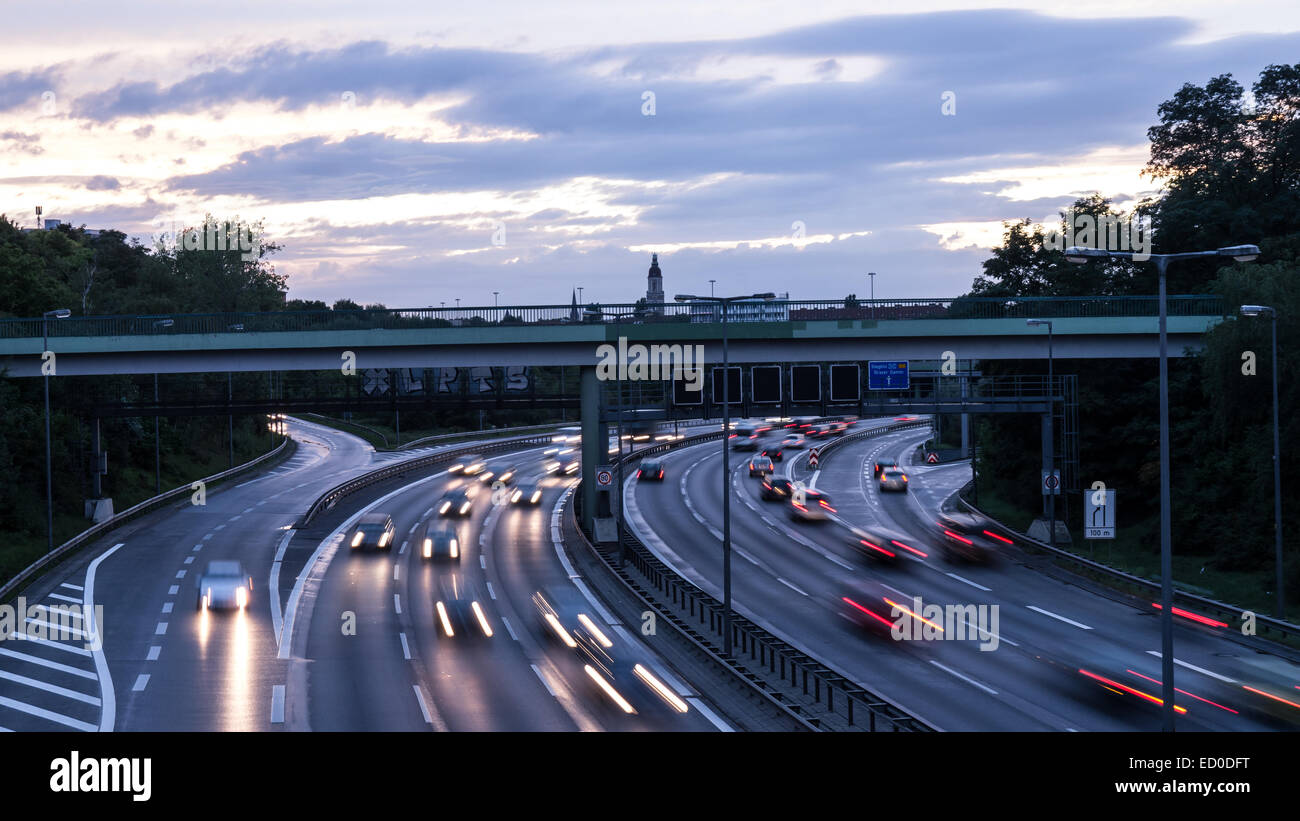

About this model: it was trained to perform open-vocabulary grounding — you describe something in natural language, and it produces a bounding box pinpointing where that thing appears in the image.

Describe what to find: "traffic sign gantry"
[868,360,910,390]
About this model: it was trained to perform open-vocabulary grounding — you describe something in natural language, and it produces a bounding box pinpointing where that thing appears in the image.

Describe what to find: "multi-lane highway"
[625,420,1300,731]
[0,418,728,732]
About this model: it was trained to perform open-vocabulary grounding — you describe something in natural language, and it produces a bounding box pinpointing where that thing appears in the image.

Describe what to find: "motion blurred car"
[748,456,775,477]
[759,476,795,501]
[780,433,807,450]
[936,511,1001,562]
[848,524,928,564]
[450,454,487,475]
[731,426,760,451]
[480,464,516,484]
[437,486,477,517]
[879,467,909,492]
[873,458,899,478]
[789,488,835,522]
[637,459,666,481]
[826,421,849,436]
[762,445,784,462]
[838,578,923,637]
[350,512,396,550]
[510,481,543,505]
[420,525,461,561]
[433,575,494,639]
[196,560,254,611]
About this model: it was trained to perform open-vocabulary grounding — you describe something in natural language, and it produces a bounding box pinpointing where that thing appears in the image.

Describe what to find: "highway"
[0,418,726,732]
[625,420,1300,731]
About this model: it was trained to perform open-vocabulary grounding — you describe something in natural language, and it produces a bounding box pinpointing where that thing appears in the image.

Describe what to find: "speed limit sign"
[1041,470,1061,496]
[596,466,614,487]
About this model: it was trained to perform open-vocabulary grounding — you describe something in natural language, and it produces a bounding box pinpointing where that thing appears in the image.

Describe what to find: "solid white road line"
[270,685,285,724]
[0,669,102,705]
[929,660,998,695]
[0,648,95,679]
[686,697,734,732]
[1145,651,1237,683]
[85,543,120,732]
[270,528,295,648]
[1026,605,1092,630]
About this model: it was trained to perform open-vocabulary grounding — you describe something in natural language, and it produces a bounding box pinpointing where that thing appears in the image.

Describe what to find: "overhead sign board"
[868,361,909,391]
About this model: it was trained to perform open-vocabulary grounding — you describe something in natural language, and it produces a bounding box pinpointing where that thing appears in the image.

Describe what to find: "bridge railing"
[0,295,1225,340]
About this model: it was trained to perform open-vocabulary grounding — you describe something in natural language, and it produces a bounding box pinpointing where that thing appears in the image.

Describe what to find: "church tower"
[646,252,664,314]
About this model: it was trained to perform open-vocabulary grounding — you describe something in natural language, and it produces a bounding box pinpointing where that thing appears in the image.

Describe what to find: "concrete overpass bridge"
[0,295,1223,378]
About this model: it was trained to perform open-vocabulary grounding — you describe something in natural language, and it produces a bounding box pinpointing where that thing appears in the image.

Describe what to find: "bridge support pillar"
[960,376,970,457]
[580,366,607,536]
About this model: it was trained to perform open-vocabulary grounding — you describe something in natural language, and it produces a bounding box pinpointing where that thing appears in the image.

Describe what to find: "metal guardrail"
[954,484,1300,642]
[569,420,937,731]
[396,422,567,451]
[0,437,295,604]
[297,433,556,528]
[0,295,1225,339]
[809,419,933,466]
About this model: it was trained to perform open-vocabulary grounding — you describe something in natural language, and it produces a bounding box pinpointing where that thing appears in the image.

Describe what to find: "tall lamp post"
[1026,319,1055,548]
[868,271,876,319]
[1066,243,1259,731]
[42,308,71,552]
[152,319,174,493]
[1241,304,1284,619]
[674,291,776,657]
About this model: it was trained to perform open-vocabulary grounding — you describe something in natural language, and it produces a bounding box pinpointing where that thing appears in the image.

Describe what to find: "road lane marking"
[929,660,998,695]
[270,529,295,648]
[486,582,496,600]
[270,685,285,724]
[131,674,149,693]
[530,664,557,697]
[501,616,518,641]
[167,585,178,596]
[161,603,173,614]
[0,668,101,705]
[412,685,434,724]
[0,648,95,679]
[1026,605,1092,630]
[155,622,167,636]
[24,619,89,639]
[175,570,186,579]
[393,594,401,614]
[183,556,194,565]
[399,632,411,659]
[686,697,734,731]
[243,506,254,514]
[59,583,83,592]
[192,544,202,552]
[146,647,160,661]
[946,572,992,592]
[47,593,79,604]
[1145,651,1237,683]
[0,694,96,732]
[215,524,225,531]
[777,578,808,597]
[393,564,400,581]
[13,635,90,656]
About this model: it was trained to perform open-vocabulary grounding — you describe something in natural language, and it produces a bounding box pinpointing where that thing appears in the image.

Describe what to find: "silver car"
[196,560,254,611]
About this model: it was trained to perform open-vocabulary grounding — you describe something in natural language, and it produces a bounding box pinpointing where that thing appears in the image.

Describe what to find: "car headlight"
[450,539,459,558]
[236,587,248,609]
[439,501,451,514]
[531,491,541,503]
[423,538,432,557]
[351,532,364,547]
[511,490,522,502]
[379,530,392,547]
[460,502,471,514]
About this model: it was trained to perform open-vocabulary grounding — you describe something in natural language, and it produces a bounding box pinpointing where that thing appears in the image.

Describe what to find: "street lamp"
[1066,242,1260,730]
[1240,304,1284,619]
[151,319,173,494]
[493,291,499,307]
[42,308,71,553]
[709,279,716,297]
[1026,319,1056,549]
[674,291,777,658]
[868,271,876,319]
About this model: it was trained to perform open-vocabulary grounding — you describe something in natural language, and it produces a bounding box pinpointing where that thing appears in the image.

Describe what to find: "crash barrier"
[569,420,937,731]
[0,437,295,603]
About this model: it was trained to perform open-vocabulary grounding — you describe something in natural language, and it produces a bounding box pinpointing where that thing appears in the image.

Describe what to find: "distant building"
[21,217,105,238]
[645,252,664,314]
[689,293,790,323]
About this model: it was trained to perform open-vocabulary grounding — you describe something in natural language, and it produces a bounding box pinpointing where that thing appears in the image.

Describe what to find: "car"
[433,575,494,639]
[420,525,461,561]
[637,459,665,481]
[510,481,543,505]
[762,445,784,462]
[196,560,254,610]
[780,434,807,450]
[731,426,760,451]
[789,488,835,522]
[748,456,775,477]
[807,424,834,438]
[451,454,487,475]
[848,524,928,564]
[759,477,795,501]
[350,512,396,550]
[872,458,899,478]
[480,464,516,484]
[437,486,477,517]
[936,511,1001,562]
[838,579,920,637]
[879,467,909,492]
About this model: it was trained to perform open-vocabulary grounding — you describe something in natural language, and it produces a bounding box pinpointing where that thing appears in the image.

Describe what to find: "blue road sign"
[868,360,910,390]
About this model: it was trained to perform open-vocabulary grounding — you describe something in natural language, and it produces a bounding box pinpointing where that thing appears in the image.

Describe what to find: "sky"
[2,1,1298,309]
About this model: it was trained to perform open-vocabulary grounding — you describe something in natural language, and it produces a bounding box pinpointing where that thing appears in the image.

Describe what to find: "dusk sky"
[3,1,1298,309]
